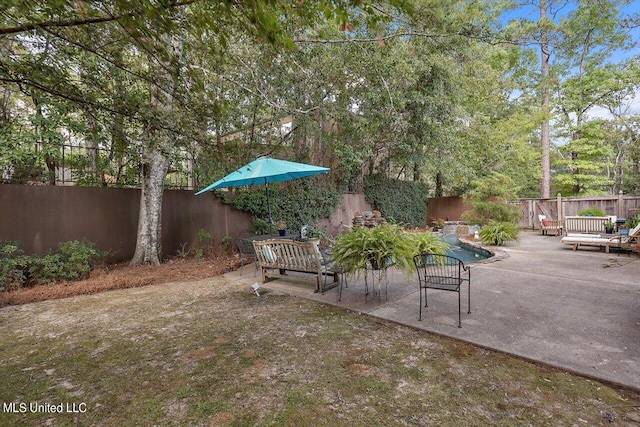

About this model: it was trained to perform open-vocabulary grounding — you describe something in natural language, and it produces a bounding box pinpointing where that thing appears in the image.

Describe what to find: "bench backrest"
[564,216,616,233]
[253,240,321,272]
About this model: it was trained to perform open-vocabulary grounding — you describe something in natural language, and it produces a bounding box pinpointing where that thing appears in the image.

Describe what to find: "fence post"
[618,191,624,219]
[557,193,562,220]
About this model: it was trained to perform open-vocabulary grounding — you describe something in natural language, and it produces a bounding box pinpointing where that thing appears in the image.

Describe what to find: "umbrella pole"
[266,182,273,235]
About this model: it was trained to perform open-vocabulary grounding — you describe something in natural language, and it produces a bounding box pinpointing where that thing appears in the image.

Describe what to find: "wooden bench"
[563,216,616,235]
[253,239,338,293]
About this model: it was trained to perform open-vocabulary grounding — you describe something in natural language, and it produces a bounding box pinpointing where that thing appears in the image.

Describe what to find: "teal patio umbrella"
[195,157,330,233]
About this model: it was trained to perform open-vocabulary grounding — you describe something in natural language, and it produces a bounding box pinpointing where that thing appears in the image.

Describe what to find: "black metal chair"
[236,238,258,276]
[320,248,348,299]
[413,253,471,327]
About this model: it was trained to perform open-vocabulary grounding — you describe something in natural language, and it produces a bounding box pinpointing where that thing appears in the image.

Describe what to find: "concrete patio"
[225,231,640,391]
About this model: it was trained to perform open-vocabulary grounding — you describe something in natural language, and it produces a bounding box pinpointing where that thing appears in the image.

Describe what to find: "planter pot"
[278,229,286,236]
[605,228,614,234]
[619,228,629,236]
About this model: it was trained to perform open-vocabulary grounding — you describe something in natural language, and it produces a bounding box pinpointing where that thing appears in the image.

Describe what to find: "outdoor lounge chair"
[538,214,563,236]
[413,253,471,328]
[561,223,640,253]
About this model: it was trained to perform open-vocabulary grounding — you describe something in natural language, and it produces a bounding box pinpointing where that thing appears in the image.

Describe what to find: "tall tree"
[0,0,412,265]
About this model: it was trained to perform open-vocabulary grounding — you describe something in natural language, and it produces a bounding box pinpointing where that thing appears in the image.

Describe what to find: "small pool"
[441,234,492,263]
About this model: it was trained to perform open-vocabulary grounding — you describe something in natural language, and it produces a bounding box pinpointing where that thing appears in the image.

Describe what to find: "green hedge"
[363,174,429,227]
[220,177,340,235]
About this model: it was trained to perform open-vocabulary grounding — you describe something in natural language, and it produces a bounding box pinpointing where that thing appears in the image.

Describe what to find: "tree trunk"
[435,171,443,198]
[130,34,181,265]
[130,138,171,265]
[539,0,551,199]
[413,162,421,181]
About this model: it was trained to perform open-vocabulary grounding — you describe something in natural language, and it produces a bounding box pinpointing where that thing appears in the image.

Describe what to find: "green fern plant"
[479,221,520,246]
[407,230,449,256]
[331,223,415,276]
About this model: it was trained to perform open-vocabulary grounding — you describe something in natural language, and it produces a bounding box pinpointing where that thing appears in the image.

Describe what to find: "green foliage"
[407,231,449,256]
[331,224,448,277]
[0,240,105,291]
[0,241,27,291]
[553,121,615,196]
[363,174,429,227]
[577,207,606,217]
[479,221,520,246]
[460,173,522,226]
[34,240,105,283]
[331,224,415,276]
[305,222,327,240]
[461,201,522,226]
[250,217,271,236]
[230,178,339,235]
[625,215,640,229]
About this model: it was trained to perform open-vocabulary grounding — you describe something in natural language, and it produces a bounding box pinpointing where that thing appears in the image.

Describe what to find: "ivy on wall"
[219,177,340,234]
[363,174,429,227]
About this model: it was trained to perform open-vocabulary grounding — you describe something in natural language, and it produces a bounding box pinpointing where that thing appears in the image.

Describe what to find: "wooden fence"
[0,186,371,263]
[0,185,252,263]
[428,193,640,230]
[519,193,640,230]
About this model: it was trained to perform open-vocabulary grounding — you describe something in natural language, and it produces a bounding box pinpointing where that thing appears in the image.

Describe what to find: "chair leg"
[458,289,461,328]
[419,287,423,321]
[467,281,471,314]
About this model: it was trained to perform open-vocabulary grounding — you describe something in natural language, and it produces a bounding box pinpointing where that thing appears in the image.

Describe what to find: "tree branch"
[0,1,196,36]
[293,29,517,46]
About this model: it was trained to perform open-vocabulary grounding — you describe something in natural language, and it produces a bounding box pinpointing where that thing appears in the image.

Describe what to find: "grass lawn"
[1,276,639,426]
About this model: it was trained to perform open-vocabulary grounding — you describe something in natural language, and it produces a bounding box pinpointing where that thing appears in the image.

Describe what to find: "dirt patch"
[0,254,242,307]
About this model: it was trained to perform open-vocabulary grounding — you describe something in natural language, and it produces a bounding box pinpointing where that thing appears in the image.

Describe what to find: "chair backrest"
[236,238,256,257]
[413,253,466,284]
[629,223,640,237]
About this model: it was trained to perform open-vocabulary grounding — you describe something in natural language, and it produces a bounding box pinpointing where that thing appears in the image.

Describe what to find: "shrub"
[250,217,270,235]
[0,239,106,291]
[0,241,27,291]
[363,174,429,227]
[460,173,521,226]
[577,207,606,217]
[479,221,520,246]
[625,215,640,229]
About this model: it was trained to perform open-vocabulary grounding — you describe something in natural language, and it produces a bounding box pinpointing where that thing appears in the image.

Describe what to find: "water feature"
[440,234,492,263]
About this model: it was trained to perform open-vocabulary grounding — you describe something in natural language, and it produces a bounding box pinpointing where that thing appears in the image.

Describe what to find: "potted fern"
[331,224,449,277]
[331,223,414,275]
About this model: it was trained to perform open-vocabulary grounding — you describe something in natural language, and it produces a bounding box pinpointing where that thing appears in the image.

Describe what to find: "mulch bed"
[0,254,243,307]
